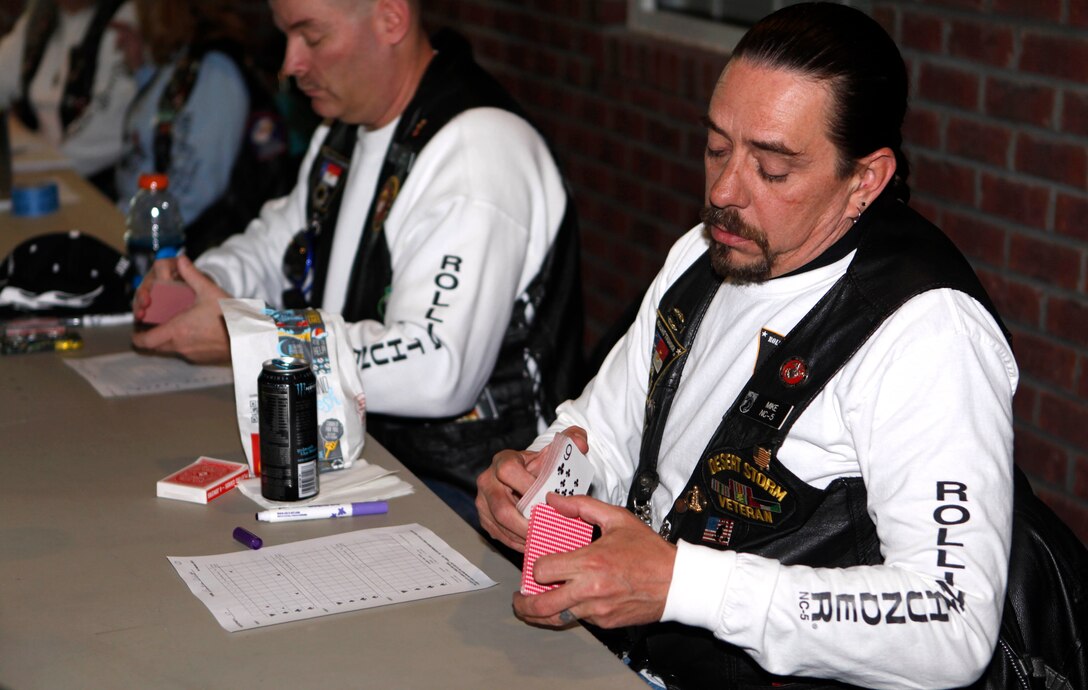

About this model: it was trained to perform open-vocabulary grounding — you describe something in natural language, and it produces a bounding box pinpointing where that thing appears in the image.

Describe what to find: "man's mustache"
[699,206,763,243]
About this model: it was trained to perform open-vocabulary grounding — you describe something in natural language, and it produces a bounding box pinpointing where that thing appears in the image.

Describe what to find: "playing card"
[516,431,594,518]
[142,280,196,325]
[520,503,595,595]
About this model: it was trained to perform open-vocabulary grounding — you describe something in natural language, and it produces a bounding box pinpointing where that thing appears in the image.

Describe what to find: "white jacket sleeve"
[343,109,567,418]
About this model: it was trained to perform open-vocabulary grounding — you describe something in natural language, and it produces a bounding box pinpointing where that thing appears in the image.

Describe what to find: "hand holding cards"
[515,431,594,518]
[521,503,595,595]
[141,280,196,325]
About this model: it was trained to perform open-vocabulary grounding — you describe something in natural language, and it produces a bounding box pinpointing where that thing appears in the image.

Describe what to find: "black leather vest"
[625,194,1007,688]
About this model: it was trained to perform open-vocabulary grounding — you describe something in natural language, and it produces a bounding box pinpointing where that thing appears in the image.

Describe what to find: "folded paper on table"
[236,459,413,510]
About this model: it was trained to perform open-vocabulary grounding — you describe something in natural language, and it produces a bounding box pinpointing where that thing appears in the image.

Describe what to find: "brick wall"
[422,0,1088,542]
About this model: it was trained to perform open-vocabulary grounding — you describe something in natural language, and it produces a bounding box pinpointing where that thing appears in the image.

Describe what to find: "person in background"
[476,3,1018,688]
[131,0,585,526]
[0,0,136,196]
[114,0,291,258]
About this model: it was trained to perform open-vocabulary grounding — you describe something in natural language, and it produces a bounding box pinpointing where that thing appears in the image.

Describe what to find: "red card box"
[156,457,250,504]
[520,503,595,595]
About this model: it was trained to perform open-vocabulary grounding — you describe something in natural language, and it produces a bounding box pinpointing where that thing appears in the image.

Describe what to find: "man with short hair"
[133,0,584,519]
[476,4,1017,687]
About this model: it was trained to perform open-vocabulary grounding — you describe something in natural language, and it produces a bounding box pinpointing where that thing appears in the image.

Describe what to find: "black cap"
[0,231,134,317]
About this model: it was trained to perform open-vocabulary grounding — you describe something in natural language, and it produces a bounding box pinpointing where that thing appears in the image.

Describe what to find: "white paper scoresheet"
[169,524,496,631]
[66,351,233,397]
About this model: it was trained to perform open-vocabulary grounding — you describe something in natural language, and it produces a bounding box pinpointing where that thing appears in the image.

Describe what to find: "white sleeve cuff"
[661,540,736,631]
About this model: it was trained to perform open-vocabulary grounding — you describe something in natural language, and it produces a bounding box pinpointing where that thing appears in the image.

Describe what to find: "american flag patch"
[521,504,595,595]
[320,161,342,187]
[702,516,734,546]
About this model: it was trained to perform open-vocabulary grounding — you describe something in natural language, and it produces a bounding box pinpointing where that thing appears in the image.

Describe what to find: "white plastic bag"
[221,299,366,478]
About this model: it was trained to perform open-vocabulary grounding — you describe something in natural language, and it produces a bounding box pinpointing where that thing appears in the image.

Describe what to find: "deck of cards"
[156,456,250,504]
[520,503,596,595]
[515,431,594,518]
[517,432,597,595]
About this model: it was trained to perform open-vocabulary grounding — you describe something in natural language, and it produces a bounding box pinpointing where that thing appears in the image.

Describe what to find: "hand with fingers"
[131,255,232,364]
[476,426,589,552]
[512,492,677,630]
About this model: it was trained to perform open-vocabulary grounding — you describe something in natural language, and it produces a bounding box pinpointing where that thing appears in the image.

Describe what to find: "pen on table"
[256,501,389,523]
[69,313,135,328]
[1,313,133,335]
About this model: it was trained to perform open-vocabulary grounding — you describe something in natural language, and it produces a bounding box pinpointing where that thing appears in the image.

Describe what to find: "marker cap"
[233,526,263,550]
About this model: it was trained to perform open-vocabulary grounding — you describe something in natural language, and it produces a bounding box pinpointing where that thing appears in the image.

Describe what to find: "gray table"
[0,328,642,689]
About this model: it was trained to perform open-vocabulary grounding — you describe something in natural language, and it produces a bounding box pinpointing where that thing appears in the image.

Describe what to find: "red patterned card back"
[521,504,595,595]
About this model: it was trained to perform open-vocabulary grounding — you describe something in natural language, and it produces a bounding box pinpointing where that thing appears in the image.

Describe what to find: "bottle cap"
[137,173,170,191]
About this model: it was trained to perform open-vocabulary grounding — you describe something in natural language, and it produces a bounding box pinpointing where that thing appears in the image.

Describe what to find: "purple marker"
[233,526,263,549]
[254,501,389,523]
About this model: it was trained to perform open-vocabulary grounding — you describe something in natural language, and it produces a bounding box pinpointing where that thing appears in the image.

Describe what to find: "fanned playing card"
[516,431,594,518]
[520,503,595,595]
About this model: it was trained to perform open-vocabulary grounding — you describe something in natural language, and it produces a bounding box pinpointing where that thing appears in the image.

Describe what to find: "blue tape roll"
[12,181,60,217]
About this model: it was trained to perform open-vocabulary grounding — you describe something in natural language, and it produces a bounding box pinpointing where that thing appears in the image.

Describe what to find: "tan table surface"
[0,327,643,690]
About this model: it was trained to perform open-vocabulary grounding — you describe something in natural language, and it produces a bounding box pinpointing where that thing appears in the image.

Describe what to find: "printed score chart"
[169,523,496,631]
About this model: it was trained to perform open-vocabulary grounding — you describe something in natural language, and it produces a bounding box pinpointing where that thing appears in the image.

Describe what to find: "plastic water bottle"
[124,173,185,288]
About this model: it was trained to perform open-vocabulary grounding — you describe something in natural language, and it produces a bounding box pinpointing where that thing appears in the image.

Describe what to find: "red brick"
[942,210,1007,267]
[594,0,627,25]
[1015,134,1088,188]
[993,0,1062,21]
[1012,380,1038,421]
[979,174,1050,229]
[913,156,977,206]
[1080,356,1088,399]
[1073,0,1088,27]
[1060,90,1088,137]
[900,11,944,53]
[903,108,942,150]
[1038,391,1088,449]
[1021,32,1088,83]
[948,18,1015,67]
[1008,233,1082,290]
[916,0,985,10]
[918,62,981,110]
[977,271,1044,326]
[1076,454,1088,500]
[1047,295,1088,349]
[984,77,1056,128]
[1013,427,1070,486]
[1012,331,1079,391]
[1055,193,1088,243]
[946,116,1011,167]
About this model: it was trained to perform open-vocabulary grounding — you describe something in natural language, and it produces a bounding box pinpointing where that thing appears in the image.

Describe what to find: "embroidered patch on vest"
[702,450,789,526]
[312,155,345,213]
[737,390,794,430]
[701,516,734,546]
[648,309,686,397]
[756,327,785,372]
[754,446,771,470]
[372,175,400,234]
